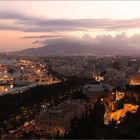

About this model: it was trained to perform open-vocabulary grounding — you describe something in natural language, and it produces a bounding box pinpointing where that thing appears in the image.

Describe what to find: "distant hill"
[16,39,140,56]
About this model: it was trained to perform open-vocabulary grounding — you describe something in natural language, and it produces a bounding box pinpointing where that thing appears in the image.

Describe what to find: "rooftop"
[83,84,113,92]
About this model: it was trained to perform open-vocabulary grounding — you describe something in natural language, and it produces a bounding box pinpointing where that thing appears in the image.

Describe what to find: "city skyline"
[1,1,140,52]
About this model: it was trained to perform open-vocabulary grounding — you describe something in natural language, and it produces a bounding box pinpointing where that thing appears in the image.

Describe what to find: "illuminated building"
[35,100,86,136]
[83,84,113,104]
[129,75,140,85]
[95,75,104,82]
[110,104,138,124]
[115,91,125,101]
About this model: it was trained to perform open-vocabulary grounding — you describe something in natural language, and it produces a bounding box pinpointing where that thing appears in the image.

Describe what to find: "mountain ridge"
[15,39,140,56]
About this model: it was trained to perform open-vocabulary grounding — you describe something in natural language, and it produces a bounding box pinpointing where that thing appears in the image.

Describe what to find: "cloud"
[0,23,22,31]
[21,33,140,56]
[32,40,40,44]
[34,33,140,49]
[21,34,65,39]
[1,10,140,33]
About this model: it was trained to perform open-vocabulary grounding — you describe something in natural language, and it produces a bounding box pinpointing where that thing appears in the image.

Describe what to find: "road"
[1,80,61,95]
